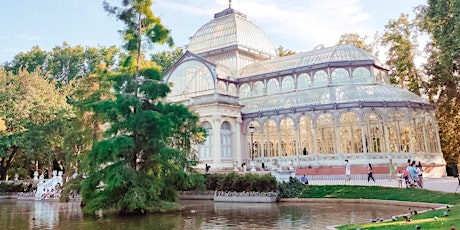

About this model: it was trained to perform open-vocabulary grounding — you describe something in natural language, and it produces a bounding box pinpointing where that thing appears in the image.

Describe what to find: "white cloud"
[158,0,375,51]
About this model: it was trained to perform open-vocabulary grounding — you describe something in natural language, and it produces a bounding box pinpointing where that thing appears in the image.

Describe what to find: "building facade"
[163,6,446,176]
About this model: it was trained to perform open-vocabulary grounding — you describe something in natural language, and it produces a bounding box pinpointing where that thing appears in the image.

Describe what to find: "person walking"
[416,161,424,188]
[345,159,351,181]
[368,163,376,182]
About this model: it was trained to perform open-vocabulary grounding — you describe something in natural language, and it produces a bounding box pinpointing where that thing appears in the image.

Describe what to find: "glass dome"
[187,7,276,57]
[240,84,430,113]
[239,45,382,77]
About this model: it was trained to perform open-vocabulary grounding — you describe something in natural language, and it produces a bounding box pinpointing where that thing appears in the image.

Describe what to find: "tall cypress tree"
[80,0,204,214]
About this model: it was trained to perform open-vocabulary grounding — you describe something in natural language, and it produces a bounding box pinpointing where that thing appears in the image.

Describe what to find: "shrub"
[206,173,277,192]
[278,177,306,198]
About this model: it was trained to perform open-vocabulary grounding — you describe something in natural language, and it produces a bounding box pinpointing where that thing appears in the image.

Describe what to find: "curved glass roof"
[187,7,276,57]
[239,45,382,77]
[240,84,429,113]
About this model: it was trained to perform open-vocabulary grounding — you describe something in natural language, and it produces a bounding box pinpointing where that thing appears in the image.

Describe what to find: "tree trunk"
[0,146,19,180]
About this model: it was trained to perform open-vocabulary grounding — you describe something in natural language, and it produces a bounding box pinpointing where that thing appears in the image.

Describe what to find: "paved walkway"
[302,174,460,193]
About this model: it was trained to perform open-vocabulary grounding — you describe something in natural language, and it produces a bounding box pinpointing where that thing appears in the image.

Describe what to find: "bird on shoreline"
[403,215,411,222]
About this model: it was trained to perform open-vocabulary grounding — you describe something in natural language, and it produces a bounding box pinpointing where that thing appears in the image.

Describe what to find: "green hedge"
[205,173,277,192]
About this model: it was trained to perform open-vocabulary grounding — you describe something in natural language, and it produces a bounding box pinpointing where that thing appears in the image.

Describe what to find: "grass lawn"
[298,185,460,229]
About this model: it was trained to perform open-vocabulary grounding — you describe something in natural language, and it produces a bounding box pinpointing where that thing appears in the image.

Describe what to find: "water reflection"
[0,199,418,229]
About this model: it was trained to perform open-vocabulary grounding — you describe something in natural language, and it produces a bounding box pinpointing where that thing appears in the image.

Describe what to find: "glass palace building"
[163,6,446,176]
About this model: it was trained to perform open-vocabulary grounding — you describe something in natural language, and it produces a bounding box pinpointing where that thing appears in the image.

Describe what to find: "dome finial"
[229,0,232,8]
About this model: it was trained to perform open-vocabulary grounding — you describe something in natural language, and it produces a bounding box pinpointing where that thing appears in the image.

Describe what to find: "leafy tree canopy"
[380,13,423,96]
[417,0,460,162]
[3,43,120,83]
[337,33,376,56]
[0,68,72,180]
[151,47,184,74]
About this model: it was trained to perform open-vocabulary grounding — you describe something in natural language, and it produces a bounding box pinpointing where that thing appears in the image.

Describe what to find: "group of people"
[344,158,424,188]
[396,159,424,188]
[39,183,62,200]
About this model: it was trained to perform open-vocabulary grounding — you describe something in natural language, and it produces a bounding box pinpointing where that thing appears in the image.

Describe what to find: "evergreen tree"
[80,0,204,214]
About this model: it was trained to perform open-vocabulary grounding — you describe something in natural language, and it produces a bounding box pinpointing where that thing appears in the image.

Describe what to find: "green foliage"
[204,173,277,192]
[337,33,376,55]
[3,46,47,75]
[2,43,120,83]
[278,177,307,198]
[276,45,296,57]
[151,47,184,74]
[339,205,460,230]
[174,171,205,191]
[299,185,460,205]
[103,0,173,68]
[417,0,460,162]
[380,13,422,96]
[80,64,204,215]
[60,177,83,202]
[0,68,72,180]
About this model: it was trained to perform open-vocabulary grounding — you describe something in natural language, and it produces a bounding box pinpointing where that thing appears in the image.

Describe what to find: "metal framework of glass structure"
[163,5,445,175]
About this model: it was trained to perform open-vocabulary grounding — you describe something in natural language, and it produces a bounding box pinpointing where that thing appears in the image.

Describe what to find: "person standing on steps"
[345,159,351,181]
[368,163,376,182]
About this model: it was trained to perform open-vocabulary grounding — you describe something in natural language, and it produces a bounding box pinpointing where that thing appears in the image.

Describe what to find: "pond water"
[0,199,415,229]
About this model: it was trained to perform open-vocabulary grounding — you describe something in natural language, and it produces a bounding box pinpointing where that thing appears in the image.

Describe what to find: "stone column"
[361,124,367,155]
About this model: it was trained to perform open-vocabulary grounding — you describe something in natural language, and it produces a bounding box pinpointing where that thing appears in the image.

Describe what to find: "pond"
[0,199,417,229]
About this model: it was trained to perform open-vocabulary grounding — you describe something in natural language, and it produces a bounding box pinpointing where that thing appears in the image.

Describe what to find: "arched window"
[313,70,328,87]
[266,79,279,94]
[228,83,237,96]
[252,81,264,96]
[426,117,439,153]
[198,121,213,159]
[280,117,295,156]
[339,112,362,154]
[221,121,232,158]
[297,73,311,90]
[298,116,314,155]
[411,111,425,153]
[218,81,227,94]
[331,68,350,85]
[316,114,335,154]
[364,112,385,153]
[239,83,250,98]
[166,60,214,102]
[263,120,278,157]
[352,67,372,83]
[386,111,409,153]
[281,76,295,92]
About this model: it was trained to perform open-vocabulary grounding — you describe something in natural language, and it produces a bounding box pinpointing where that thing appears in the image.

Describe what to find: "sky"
[0,0,426,64]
